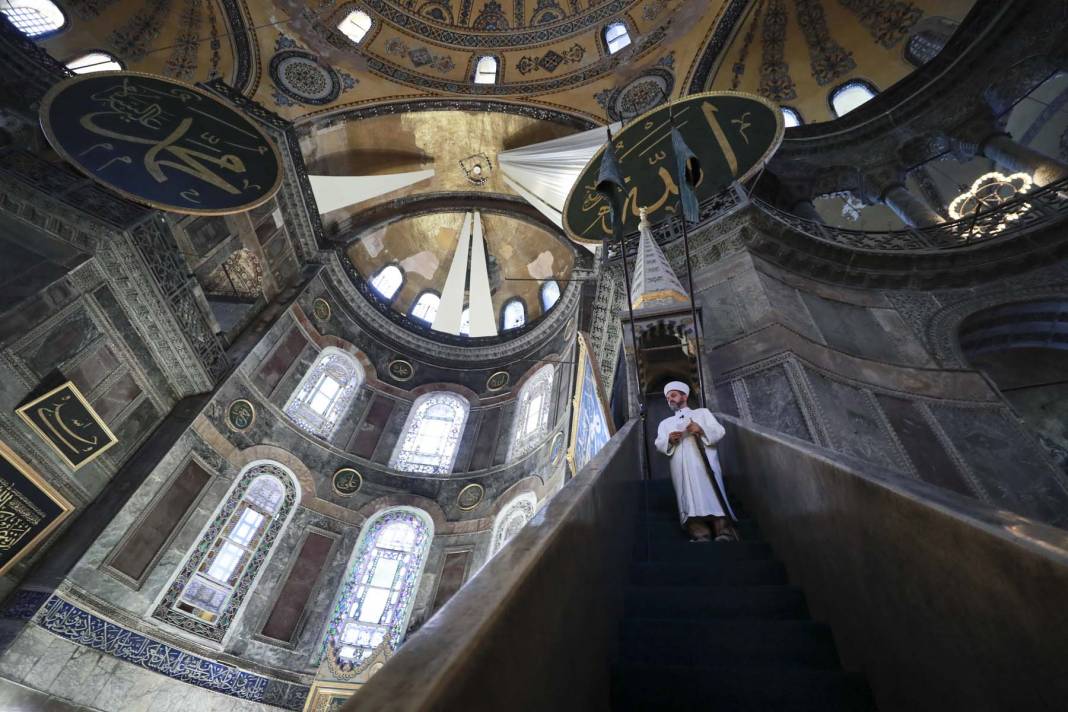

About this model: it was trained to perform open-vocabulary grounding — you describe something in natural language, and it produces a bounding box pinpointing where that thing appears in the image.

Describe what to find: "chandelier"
[948,171,1033,221]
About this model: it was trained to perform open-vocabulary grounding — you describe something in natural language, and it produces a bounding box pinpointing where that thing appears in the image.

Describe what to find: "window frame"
[65,50,124,74]
[829,79,878,118]
[1,0,67,38]
[151,462,298,642]
[283,346,365,439]
[337,8,374,44]
[780,106,803,128]
[539,279,561,312]
[472,55,500,85]
[409,289,441,325]
[508,364,555,460]
[319,506,433,671]
[603,21,632,55]
[389,391,470,475]
[369,264,405,302]
[500,297,527,331]
[490,493,537,556]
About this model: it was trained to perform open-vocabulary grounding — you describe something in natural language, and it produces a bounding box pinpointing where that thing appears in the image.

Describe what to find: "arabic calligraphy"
[16,382,118,471]
[0,479,43,551]
[40,73,282,215]
[0,442,73,577]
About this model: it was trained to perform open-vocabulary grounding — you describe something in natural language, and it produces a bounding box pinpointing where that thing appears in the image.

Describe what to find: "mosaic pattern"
[164,0,202,80]
[37,595,309,709]
[269,35,356,107]
[320,508,432,671]
[383,37,456,73]
[594,65,675,120]
[758,0,797,101]
[516,43,584,74]
[795,0,855,86]
[839,0,922,49]
[108,0,169,61]
[731,0,764,89]
[151,464,296,641]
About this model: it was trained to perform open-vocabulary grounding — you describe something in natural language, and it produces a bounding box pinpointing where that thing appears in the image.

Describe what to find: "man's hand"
[686,421,704,438]
[668,431,684,445]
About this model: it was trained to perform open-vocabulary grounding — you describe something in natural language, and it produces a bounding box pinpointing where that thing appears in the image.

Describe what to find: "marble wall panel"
[255,326,310,397]
[801,294,914,366]
[92,371,143,423]
[102,399,159,465]
[429,549,472,616]
[804,369,902,471]
[758,272,823,343]
[743,366,812,442]
[874,394,975,497]
[469,409,503,471]
[714,382,739,416]
[929,405,1068,526]
[22,307,100,376]
[697,280,748,345]
[91,286,171,403]
[65,342,120,396]
[492,403,519,467]
[260,531,334,644]
[348,394,394,459]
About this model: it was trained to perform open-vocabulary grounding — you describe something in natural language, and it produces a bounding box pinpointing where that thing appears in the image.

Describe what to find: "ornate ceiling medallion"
[269,37,356,107]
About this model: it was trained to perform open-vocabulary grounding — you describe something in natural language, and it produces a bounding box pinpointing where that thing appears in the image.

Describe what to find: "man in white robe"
[653,381,738,542]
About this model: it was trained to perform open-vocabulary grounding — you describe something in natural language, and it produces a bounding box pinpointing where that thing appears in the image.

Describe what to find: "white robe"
[654,407,737,525]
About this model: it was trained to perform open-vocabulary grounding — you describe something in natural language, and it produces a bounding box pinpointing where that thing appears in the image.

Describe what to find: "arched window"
[2,0,65,37]
[830,80,877,118]
[540,279,561,312]
[67,51,123,74]
[509,364,555,459]
[501,298,526,330]
[459,307,471,337]
[490,493,536,556]
[283,347,364,438]
[152,463,297,641]
[321,507,432,668]
[410,292,440,324]
[370,265,403,300]
[781,107,802,128]
[604,22,631,54]
[390,392,469,474]
[473,56,498,84]
[338,9,373,43]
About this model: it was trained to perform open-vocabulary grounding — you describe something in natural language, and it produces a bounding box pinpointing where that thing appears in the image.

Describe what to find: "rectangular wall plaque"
[0,440,74,576]
[16,381,118,470]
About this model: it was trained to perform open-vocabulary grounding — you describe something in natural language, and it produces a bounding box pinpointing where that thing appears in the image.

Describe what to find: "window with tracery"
[830,80,877,118]
[338,9,373,43]
[781,107,802,128]
[490,493,536,556]
[2,0,65,37]
[604,22,631,54]
[390,392,469,474]
[502,298,526,330]
[410,292,440,324]
[509,364,554,459]
[321,508,432,669]
[152,463,297,641]
[540,280,561,312]
[284,347,364,438]
[67,51,123,73]
[371,265,403,300]
[474,56,498,84]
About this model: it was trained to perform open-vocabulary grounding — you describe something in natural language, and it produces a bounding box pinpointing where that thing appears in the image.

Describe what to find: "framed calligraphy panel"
[0,440,74,577]
[39,72,282,215]
[563,91,784,244]
[567,333,615,476]
[16,382,118,471]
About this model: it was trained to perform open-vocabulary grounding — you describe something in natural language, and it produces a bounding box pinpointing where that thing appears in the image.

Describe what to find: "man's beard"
[667,400,685,412]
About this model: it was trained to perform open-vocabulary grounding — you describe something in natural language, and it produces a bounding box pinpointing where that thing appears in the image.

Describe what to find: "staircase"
[611,479,875,711]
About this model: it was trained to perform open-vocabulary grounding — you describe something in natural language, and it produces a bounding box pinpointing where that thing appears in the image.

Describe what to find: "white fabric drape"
[497,122,621,230]
[468,212,497,337]
[432,212,471,334]
[308,170,434,214]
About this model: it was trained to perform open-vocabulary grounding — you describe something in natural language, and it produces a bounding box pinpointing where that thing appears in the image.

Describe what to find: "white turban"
[663,381,690,397]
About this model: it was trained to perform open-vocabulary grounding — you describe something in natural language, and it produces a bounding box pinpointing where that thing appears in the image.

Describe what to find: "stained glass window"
[67,51,123,74]
[830,80,877,118]
[509,364,554,459]
[284,347,364,439]
[410,292,440,324]
[2,0,65,37]
[540,280,561,312]
[502,298,526,330]
[474,56,498,84]
[159,464,296,637]
[605,22,631,54]
[371,265,403,300]
[390,392,469,474]
[338,9,372,43]
[321,508,432,669]
[490,493,536,556]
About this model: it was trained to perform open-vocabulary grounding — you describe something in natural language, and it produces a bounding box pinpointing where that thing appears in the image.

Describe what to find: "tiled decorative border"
[35,595,309,710]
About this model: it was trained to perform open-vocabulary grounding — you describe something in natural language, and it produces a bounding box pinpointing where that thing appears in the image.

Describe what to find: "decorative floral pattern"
[269,34,357,107]
[516,43,585,75]
[795,0,856,86]
[839,0,922,49]
[731,0,764,90]
[759,0,797,101]
[151,464,296,642]
[384,37,457,73]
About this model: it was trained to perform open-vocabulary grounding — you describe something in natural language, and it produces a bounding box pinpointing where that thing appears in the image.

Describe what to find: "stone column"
[979,133,1068,186]
[880,183,946,227]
